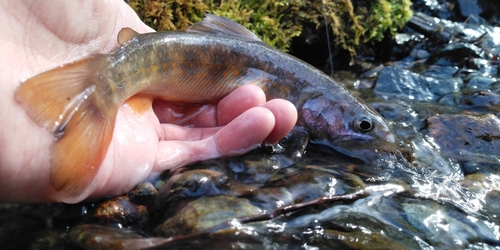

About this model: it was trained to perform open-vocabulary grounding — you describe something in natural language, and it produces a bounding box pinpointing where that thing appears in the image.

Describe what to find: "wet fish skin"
[15,14,398,197]
[105,28,397,159]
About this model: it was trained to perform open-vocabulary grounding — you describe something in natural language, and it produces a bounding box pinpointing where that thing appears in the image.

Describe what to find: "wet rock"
[424,114,500,169]
[459,172,500,224]
[262,126,309,159]
[30,230,71,250]
[426,43,484,66]
[463,74,499,93]
[459,90,500,114]
[419,65,459,79]
[158,169,229,201]
[48,203,89,229]
[408,12,500,56]
[456,0,483,17]
[0,204,48,249]
[411,0,461,21]
[160,169,229,198]
[248,187,294,211]
[482,190,500,224]
[371,100,459,128]
[322,229,413,250]
[67,224,164,250]
[155,195,262,237]
[374,66,462,101]
[128,181,158,207]
[275,169,349,200]
[89,196,148,226]
[285,187,422,249]
[248,168,351,211]
[402,202,478,247]
[153,169,231,221]
[226,150,295,184]
[456,0,500,24]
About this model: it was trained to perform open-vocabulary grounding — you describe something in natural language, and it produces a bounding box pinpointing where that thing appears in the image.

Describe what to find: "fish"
[15,14,398,197]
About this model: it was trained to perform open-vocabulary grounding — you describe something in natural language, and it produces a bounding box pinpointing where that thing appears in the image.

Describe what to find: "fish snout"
[326,114,401,163]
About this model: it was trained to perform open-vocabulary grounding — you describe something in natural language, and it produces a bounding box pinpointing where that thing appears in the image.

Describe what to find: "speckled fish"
[15,14,398,197]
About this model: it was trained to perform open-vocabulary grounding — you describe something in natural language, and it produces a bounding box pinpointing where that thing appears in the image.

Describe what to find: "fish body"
[15,15,398,197]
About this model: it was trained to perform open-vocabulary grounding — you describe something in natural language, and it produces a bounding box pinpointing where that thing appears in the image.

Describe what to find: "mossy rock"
[127,0,412,56]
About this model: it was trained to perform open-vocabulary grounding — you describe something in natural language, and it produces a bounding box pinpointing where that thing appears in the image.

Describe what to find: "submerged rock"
[89,196,148,227]
[424,114,500,172]
[67,224,165,250]
[155,195,262,237]
[460,90,500,114]
[426,43,484,66]
[374,66,462,101]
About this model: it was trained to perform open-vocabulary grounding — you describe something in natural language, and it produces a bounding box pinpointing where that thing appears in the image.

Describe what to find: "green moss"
[127,0,413,56]
[363,0,414,42]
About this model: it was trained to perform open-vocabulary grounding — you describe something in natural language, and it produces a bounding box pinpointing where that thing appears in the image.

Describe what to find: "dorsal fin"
[118,27,139,45]
[187,14,263,42]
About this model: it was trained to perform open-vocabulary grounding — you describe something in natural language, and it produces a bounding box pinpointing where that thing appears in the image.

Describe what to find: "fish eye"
[354,116,373,133]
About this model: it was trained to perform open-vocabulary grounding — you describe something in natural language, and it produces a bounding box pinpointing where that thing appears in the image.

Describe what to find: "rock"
[374,66,462,101]
[128,181,158,207]
[89,196,148,226]
[424,114,500,169]
[155,195,262,237]
[426,43,484,66]
[402,202,478,247]
[67,224,165,250]
[459,90,500,114]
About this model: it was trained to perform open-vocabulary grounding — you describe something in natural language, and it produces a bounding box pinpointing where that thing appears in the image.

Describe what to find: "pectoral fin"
[124,94,154,115]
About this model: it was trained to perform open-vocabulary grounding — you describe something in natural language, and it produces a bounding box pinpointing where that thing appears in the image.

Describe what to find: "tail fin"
[15,55,117,197]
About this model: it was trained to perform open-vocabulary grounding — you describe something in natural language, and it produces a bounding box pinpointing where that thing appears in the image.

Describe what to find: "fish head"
[300,94,399,162]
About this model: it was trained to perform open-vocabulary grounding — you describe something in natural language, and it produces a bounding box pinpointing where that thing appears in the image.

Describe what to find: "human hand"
[0,0,297,203]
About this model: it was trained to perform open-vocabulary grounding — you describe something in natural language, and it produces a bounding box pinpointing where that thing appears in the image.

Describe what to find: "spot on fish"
[195,72,202,80]
[110,83,116,92]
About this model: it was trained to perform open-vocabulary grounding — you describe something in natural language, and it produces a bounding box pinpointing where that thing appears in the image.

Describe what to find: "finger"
[155,139,207,172]
[261,99,298,144]
[213,106,275,156]
[157,123,221,141]
[156,99,297,142]
[154,107,275,172]
[152,84,266,127]
[216,84,266,125]
[162,106,275,155]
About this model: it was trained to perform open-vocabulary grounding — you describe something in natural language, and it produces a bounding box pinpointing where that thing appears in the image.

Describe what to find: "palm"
[0,1,158,202]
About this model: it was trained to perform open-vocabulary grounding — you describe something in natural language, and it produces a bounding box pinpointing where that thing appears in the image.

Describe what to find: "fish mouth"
[331,133,373,143]
[311,133,399,162]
